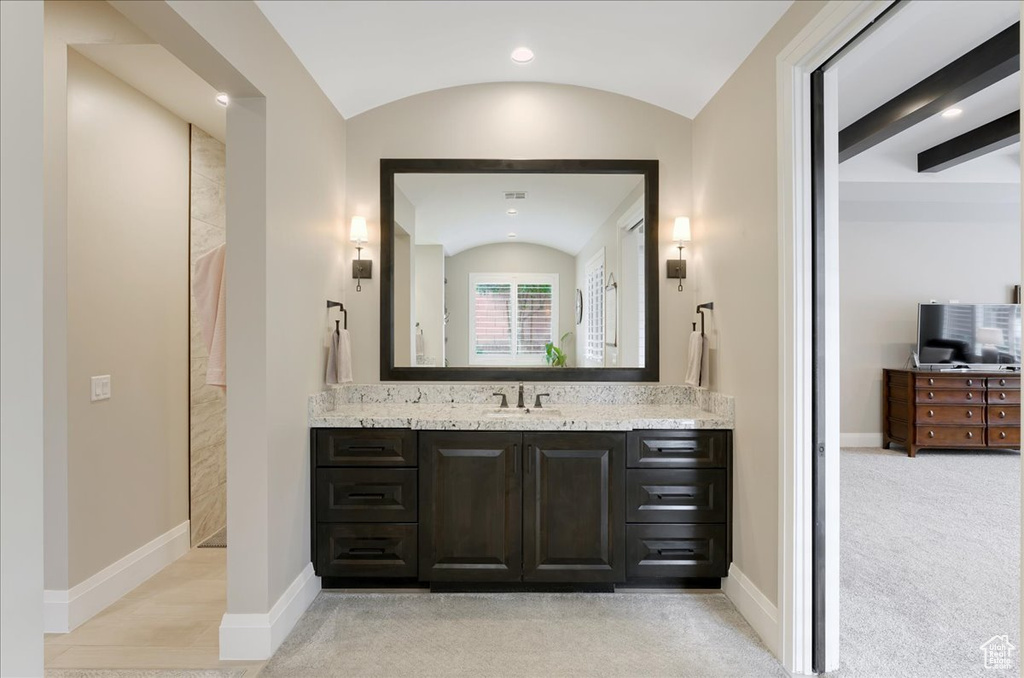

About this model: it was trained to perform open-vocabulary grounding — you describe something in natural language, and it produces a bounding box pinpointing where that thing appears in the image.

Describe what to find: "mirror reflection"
[393,173,646,369]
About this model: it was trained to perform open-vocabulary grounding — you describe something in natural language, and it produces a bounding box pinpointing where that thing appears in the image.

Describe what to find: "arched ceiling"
[254,0,793,119]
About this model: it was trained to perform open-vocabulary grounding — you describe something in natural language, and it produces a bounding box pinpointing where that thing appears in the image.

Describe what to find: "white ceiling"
[396,173,643,256]
[254,0,793,119]
[73,44,226,142]
[837,0,1020,184]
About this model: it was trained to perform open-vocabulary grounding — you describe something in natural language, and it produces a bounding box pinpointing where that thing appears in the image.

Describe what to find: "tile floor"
[45,548,262,675]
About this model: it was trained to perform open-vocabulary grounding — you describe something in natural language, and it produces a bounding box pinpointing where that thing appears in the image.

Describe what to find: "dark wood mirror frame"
[380,158,660,382]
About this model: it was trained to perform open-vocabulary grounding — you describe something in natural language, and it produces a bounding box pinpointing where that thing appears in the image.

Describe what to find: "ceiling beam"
[839,22,1019,163]
[917,110,1020,173]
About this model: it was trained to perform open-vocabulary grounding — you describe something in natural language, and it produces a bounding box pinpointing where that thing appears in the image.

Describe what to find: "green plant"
[544,331,574,367]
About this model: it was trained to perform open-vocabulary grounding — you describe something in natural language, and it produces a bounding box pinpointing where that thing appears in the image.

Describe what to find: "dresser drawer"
[316,468,417,522]
[988,405,1021,426]
[915,389,982,404]
[626,430,729,469]
[988,389,1021,405]
[989,427,1020,446]
[915,405,985,425]
[626,469,727,523]
[915,375,985,390]
[316,524,417,578]
[626,524,728,579]
[915,426,987,446]
[315,429,417,467]
[988,377,1021,390]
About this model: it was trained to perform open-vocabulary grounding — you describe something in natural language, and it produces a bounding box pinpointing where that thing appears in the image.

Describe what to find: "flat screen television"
[916,303,1022,369]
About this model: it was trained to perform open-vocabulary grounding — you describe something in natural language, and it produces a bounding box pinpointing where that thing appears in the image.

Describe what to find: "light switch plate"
[91,375,111,402]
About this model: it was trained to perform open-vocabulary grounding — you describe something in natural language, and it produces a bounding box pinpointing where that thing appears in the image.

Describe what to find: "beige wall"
[414,245,445,366]
[839,200,1020,441]
[1,1,45,673]
[66,49,189,586]
[190,125,227,545]
[445,243,577,367]
[692,0,827,605]
[345,82,695,383]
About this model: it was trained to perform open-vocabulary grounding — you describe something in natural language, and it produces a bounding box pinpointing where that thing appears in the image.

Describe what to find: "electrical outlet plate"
[91,375,111,402]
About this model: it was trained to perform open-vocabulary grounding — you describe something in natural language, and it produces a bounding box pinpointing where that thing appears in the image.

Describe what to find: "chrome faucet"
[516,382,525,409]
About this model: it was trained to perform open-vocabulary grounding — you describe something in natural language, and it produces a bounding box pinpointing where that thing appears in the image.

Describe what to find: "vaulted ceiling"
[254,0,792,119]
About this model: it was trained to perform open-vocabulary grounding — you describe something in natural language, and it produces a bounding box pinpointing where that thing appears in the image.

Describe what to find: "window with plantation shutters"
[469,273,558,365]
[585,250,605,366]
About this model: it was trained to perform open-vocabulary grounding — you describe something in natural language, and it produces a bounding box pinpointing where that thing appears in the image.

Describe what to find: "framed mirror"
[380,159,659,381]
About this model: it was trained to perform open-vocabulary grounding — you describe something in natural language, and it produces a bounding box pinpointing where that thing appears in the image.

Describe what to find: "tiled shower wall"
[189,126,226,545]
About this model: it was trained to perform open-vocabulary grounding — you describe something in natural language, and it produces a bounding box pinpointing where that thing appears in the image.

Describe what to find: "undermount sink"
[484,407,562,418]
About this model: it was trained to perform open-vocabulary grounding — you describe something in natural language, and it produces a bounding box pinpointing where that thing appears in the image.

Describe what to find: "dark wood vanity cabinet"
[312,428,730,588]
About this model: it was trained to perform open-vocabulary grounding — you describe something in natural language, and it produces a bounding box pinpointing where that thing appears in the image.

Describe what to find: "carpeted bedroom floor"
[837,446,1020,677]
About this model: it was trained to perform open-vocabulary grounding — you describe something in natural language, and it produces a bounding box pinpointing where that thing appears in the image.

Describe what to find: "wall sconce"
[666,217,690,291]
[350,216,372,292]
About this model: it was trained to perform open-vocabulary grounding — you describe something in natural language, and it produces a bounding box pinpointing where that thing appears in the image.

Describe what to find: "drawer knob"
[928,378,935,386]
[928,430,935,438]
[966,410,973,418]
[966,431,974,439]
[928,392,935,399]
[1000,379,1007,386]
[967,379,974,386]
[1000,431,1008,440]
[927,410,934,417]
[1000,393,1007,400]
[967,393,974,400]
[999,411,1007,419]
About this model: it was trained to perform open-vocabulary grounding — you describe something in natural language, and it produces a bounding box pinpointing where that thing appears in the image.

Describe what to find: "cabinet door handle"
[658,548,694,556]
[656,493,694,500]
[513,444,518,475]
[526,444,532,474]
[348,548,385,555]
[349,493,385,500]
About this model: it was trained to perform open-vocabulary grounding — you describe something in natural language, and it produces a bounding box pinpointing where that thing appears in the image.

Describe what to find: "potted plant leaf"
[544,331,573,367]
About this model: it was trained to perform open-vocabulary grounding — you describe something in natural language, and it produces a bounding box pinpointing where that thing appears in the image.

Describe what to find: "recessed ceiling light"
[507,232,517,238]
[215,93,230,107]
[941,107,962,119]
[511,47,534,64]
[506,208,518,216]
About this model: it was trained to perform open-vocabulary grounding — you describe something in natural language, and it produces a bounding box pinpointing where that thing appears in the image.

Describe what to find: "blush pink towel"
[193,243,226,387]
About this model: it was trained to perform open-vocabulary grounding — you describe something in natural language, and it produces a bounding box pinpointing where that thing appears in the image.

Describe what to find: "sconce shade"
[673,217,691,243]
[349,216,368,244]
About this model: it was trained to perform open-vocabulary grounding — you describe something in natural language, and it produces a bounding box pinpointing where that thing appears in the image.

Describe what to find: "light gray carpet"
[262,592,786,677]
[837,447,1020,677]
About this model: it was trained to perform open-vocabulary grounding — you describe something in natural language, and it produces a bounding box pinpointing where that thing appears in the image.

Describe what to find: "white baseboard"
[723,563,779,658]
[219,563,320,660]
[44,520,190,633]
[840,432,883,448]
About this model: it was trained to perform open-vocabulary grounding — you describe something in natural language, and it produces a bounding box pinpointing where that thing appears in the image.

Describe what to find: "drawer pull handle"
[928,431,935,438]
[927,410,934,417]
[657,548,694,556]
[966,411,973,418]
[966,393,974,401]
[999,411,1007,419]
[346,446,389,453]
[1000,431,1008,440]
[928,392,935,399]
[966,379,974,386]
[928,378,935,386]
[999,393,1007,401]
[1000,379,1007,386]
[656,493,694,500]
[349,493,386,500]
[348,548,386,555]
[966,432,974,439]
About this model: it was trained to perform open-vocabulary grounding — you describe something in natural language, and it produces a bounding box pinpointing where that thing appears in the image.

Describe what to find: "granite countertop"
[308,402,732,431]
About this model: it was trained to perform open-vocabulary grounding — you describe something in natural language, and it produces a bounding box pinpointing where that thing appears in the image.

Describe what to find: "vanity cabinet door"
[522,432,625,583]
[419,432,522,582]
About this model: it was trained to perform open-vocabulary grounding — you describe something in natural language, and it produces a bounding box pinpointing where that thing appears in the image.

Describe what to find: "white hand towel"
[415,330,425,358]
[193,244,226,387]
[684,330,703,387]
[325,330,340,385]
[336,328,353,384]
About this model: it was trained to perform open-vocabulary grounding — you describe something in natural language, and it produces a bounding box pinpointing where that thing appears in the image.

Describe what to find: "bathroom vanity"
[309,387,734,591]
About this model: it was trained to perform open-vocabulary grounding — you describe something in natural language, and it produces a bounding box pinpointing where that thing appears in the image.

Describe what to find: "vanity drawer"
[915,405,984,425]
[988,389,1021,405]
[626,430,729,469]
[315,428,417,467]
[915,389,982,405]
[316,523,417,578]
[989,427,1021,446]
[988,406,1021,426]
[915,375,984,389]
[316,469,417,522]
[914,426,987,446]
[626,524,727,579]
[626,469,727,523]
[988,377,1021,390]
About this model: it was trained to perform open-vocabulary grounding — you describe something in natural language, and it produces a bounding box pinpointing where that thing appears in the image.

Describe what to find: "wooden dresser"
[882,369,1020,457]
